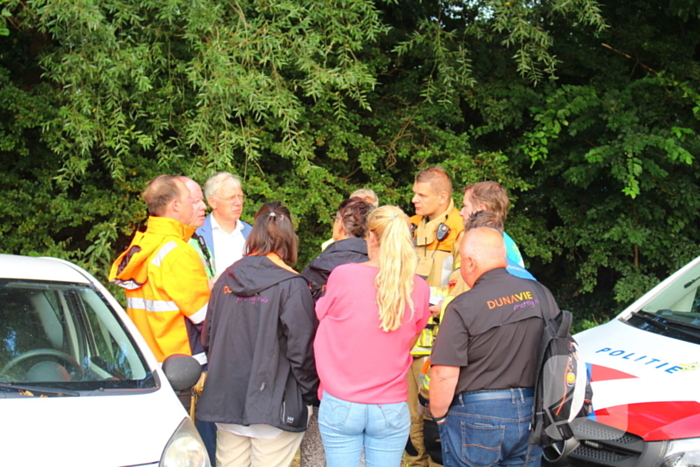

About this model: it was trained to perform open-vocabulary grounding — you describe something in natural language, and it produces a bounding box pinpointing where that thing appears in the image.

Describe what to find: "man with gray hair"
[429,227,548,467]
[196,172,253,277]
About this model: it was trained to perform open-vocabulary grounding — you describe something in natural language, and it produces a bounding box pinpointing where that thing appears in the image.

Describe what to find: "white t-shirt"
[211,215,247,276]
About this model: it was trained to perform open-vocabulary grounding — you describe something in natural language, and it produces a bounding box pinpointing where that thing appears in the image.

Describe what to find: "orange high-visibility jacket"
[109,216,210,363]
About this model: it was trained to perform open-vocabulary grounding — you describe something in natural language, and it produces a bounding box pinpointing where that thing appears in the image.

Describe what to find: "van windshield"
[623,262,700,345]
[0,279,156,392]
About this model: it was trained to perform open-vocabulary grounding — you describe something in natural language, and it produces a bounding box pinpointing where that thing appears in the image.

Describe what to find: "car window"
[623,262,700,344]
[0,279,156,391]
[640,262,700,319]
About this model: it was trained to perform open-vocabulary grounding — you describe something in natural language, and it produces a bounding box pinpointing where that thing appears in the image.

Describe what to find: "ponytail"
[246,201,298,266]
[368,206,417,332]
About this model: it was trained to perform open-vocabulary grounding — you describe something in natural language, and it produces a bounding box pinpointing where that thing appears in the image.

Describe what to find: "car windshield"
[622,261,700,345]
[0,279,156,392]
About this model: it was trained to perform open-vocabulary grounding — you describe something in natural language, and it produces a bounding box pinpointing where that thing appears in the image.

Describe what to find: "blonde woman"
[313,205,431,467]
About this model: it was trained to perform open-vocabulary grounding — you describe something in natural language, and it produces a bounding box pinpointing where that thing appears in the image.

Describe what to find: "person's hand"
[208,273,222,290]
[429,300,443,317]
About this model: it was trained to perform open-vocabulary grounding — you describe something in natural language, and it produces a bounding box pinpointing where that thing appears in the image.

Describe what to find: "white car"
[549,255,700,466]
[0,254,210,467]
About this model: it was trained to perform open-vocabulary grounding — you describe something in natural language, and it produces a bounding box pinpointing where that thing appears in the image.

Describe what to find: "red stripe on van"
[589,364,637,382]
[594,401,700,441]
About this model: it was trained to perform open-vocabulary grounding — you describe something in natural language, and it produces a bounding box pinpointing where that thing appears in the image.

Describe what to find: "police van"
[0,255,209,466]
[550,255,700,466]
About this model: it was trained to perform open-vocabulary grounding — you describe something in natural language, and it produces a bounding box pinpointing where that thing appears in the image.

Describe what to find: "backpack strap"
[530,281,550,444]
[532,281,558,319]
[529,281,569,444]
[534,281,573,336]
[558,307,572,338]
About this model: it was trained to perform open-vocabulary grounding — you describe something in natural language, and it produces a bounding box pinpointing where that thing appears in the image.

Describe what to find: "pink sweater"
[314,263,431,404]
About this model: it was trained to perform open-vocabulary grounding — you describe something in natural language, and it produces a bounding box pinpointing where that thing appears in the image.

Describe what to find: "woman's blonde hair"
[368,205,417,332]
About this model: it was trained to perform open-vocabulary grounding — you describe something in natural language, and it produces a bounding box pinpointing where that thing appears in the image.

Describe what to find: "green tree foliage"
[2,0,699,328]
[4,0,388,272]
[456,0,700,325]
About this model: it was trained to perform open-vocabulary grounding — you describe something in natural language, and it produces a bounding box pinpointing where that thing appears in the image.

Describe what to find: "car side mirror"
[162,354,202,391]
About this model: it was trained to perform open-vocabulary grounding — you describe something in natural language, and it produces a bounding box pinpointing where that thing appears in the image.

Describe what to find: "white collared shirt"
[211,215,246,276]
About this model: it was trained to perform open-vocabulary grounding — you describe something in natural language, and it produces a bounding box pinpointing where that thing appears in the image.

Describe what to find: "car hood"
[0,386,186,466]
[576,319,700,441]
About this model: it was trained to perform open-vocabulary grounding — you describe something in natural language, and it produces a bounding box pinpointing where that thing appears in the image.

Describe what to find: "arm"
[300,262,326,302]
[429,296,469,420]
[409,332,422,350]
[280,283,319,404]
[166,244,211,324]
[314,267,342,321]
[412,279,433,347]
[429,365,460,419]
[200,279,223,354]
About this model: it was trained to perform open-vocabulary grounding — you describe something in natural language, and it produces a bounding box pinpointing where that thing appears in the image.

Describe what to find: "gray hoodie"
[197,255,318,432]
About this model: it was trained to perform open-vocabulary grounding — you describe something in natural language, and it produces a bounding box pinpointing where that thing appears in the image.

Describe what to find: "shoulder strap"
[532,281,554,320]
[191,232,215,277]
[532,281,572,335]
[530,280,549,443]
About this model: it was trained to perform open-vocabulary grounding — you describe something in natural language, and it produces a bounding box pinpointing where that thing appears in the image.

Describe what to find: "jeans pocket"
[320,396,350,427]
[460,421,505,467]
[378,402,409,430]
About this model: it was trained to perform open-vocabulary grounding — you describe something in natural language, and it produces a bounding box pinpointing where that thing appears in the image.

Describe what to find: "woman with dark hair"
[302,197,373,300]
[299,197,373,467]
[197,201,318,467]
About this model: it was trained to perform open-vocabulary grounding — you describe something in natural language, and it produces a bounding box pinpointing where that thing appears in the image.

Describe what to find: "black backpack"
[530,282,593,446]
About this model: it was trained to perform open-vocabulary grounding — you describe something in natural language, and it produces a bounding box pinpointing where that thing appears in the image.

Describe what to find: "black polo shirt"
[431,268,554,395]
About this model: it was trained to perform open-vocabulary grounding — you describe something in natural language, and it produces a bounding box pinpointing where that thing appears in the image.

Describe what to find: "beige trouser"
[406,356,442,467]
[217,429,305,467]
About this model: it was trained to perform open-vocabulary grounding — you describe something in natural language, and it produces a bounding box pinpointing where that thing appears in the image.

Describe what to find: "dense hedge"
[2,0,700,329]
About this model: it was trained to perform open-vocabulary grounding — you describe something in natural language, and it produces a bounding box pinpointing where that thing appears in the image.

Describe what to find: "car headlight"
[159,417,211,467]
[657,438,700,467]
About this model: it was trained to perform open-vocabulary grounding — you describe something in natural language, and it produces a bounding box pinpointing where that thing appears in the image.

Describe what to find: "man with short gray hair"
[196,172,253,277]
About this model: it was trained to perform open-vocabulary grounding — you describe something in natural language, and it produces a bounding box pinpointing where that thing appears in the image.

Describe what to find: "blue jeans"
[196,419,217,465]
[438,389,543,467]
[318,392,410,467]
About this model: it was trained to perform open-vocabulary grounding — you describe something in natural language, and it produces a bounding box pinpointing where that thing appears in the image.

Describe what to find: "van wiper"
[684,275,700,288]
[633,311,700,340]
[631,311,669,331]
[0,382,80,397]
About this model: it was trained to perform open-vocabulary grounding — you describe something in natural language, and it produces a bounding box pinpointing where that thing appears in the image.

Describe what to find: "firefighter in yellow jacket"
[407,166,464,467]
[109,175,210,365]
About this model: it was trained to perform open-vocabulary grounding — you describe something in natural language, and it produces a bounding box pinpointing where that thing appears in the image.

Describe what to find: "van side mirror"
[162,354,202,391]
